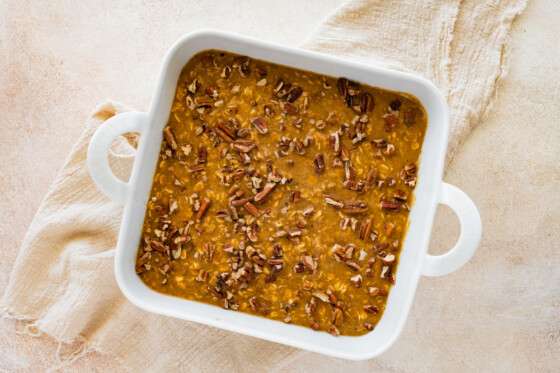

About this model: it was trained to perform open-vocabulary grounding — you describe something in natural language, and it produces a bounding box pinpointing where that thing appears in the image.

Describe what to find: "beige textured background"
[1,0,559,372]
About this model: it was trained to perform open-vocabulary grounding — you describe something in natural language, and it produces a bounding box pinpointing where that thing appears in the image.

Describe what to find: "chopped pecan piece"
[350,274,362,288]
[247,223,259,242]
[404,162,417,175]
[243,202,260,217]
[365,167,378,191]
[197,145,207,164]
[301,255,318,271]
[337,78,348,98]
[231,141,256,153]
[252,117,269,135]
[394,190,408,201]
[187,78,201,93]
[364,305,379,314]
[302,206,315,217]
[254,183,276,204]
[214,120,236,143]
[194,96,214,108]
[309,319,319,331]
[404,108,416,126]
[371,139,388,148]
[294,262,306,273]
[364,323,375,331]
[323,193,344,208]
[346,259,361,271]
[150,240,166,253]
[328,326,340,337]
[389,99,402,111]
[331,157,343,168]
[196,269,207,282]
[272,79,284,95]
[187,164,205,173]
[404,175,417,188]
[221,66,232,78]
[286,87,303,102]
[263,104,275,118]
[314,154,325,174]
[168,198,178,215]
[163,126,178,150]
[360,92,374,113]
[205,85,219,98]
[277,83,292,98]
[312,291,330,303]
[289,191,301,203]
[386,222,395,237]
[196,198,212,222]
[293,138,305,155]
[280,101,298,115]
[332,307,343,327]
[305,297,316,316]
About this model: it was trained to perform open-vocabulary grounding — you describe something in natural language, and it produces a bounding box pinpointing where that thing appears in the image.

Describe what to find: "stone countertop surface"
[1,0,558,371]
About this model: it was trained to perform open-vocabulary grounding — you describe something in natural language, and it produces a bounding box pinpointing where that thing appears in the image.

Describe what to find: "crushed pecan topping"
[137,50,427,337]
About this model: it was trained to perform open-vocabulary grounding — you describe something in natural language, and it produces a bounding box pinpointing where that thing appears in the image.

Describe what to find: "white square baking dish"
[87,30,481,360]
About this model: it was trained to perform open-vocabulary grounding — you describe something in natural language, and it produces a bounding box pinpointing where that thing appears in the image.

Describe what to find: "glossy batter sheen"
[135,50,427,336]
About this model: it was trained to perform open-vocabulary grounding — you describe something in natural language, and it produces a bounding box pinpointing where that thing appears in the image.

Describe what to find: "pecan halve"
[342,200,368,214]
[359,218,373,241]
[364,305,379,314]
[380,200,402,212]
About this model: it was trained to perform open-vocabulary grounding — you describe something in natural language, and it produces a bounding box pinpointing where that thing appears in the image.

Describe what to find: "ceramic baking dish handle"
[87,111,147,203]
[423,182,481,277]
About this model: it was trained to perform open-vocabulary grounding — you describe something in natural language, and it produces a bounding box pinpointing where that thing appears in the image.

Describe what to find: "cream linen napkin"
[1,0,526,371]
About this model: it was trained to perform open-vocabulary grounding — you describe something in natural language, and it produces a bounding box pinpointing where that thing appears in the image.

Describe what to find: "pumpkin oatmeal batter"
[135,50,427,336]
